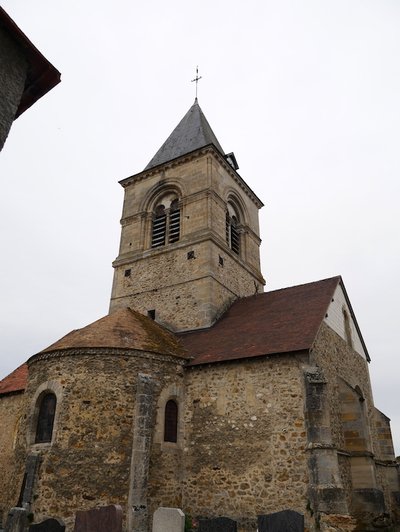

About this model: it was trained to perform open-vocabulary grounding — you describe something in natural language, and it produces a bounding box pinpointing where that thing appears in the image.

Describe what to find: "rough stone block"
[74,505,122,532]
[258,510,304,532]
[152,507,185,532]
[198,516,237,531]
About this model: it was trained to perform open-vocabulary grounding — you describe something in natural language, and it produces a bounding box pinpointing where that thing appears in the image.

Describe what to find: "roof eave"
[188,347,310,367]
[338,278,371,362]
[0,7,61,118]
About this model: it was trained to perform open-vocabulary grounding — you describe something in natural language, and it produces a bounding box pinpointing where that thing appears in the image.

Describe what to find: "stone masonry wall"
[179,354,311,531]
[0,28,27,151]
[311,323,400,525]
[12,350,185,532]
[0,392,26,526]
[111,239,262,331]
[311,323,375,456]
[111,149,264,331]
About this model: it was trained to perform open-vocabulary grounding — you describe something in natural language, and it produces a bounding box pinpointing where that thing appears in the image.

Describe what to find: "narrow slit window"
[164,399,178,443]
[151,205,167,248]
[35,392,57,443]
[226,204,240,255]
[230,216,240,254]
[169,199,180,243]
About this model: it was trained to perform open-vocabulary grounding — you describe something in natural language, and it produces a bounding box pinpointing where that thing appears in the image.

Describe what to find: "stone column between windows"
[128,373,157,532]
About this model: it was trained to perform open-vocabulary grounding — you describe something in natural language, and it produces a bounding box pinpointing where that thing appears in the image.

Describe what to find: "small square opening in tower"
[147,309,156,320]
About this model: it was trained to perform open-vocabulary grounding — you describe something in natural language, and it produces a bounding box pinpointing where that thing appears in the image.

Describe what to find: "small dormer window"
[225,152,239,170]
[151,195,181,248]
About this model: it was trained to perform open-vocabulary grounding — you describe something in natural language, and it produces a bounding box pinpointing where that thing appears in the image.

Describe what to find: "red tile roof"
[0,277,341,394]
[0,363,28,396]
[38,307,188,359]
[180,276,341,365]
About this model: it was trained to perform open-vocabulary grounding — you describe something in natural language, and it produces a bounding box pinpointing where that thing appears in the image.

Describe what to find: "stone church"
[0,99,399,531]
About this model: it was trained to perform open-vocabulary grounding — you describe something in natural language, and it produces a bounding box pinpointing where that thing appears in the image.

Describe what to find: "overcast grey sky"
[1,0,399,454]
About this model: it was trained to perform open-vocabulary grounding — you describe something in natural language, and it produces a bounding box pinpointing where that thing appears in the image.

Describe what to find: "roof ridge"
[265,275,341,295]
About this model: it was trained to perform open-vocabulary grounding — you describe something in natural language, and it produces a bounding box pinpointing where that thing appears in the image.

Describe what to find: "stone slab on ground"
[152,507,185,532]
[198,516,237,531]
[258,510,304,532]
[74,505,122,532]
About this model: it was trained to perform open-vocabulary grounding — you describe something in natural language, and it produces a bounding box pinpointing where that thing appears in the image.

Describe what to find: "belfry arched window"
[164,399,178,443]
[226,203,240,255]
[151,196,181,248]
[35,392,57,443]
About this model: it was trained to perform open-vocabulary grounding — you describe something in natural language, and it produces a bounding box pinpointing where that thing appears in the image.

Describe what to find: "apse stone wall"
[13,349,185,531]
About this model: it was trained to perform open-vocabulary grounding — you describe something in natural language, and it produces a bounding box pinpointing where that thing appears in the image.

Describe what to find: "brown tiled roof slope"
[0,363,28,396]
[38,308,188,359]
[180,276,341,365]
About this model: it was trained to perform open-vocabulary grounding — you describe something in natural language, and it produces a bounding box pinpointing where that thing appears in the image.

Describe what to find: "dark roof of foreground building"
[0,6,61,117]
[35,308,188,359]
[180,276,342,365]
[144,99,224,170]
[0,363,28,396]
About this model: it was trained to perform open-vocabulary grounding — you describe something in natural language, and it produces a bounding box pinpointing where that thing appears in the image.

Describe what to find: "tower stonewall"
[110,100,265,331]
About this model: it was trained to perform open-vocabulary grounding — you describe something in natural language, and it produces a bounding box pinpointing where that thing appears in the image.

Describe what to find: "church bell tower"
[110,99,265,331]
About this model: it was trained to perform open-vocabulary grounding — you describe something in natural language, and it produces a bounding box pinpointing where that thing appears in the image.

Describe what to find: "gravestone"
[74,505,122,532]
[29,518,65,531]
[21,454,41,508]
[198,516,237,532]
[152,507,185,532]
[4,508,28,532]
[258,510,304,532]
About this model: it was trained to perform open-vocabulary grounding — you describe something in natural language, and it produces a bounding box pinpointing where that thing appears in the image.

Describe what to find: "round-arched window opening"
[151,196,181,248]
[35,392,57,443]
[164,399,178,443]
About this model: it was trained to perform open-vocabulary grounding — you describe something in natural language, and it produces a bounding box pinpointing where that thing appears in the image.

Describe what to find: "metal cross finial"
[191,66,202,100]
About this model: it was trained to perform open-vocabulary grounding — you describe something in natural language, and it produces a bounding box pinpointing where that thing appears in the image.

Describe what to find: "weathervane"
[191,66,202,100]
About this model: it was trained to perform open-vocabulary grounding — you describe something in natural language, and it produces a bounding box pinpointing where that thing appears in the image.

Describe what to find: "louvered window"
[151,199,181,248]
[169,199,180,243]
[164,399,178,443]
[230,216,240,254]
[35,393,57,443]
[226,210,240,255]
[151,205,167,248]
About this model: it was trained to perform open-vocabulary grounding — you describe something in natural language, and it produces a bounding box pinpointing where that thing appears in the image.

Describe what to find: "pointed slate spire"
[144,99,225,170]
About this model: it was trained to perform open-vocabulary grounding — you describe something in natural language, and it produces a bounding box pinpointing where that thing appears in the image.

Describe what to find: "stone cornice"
[112,230,265,284]
[27,347,188,366]
[119,145,264,209]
